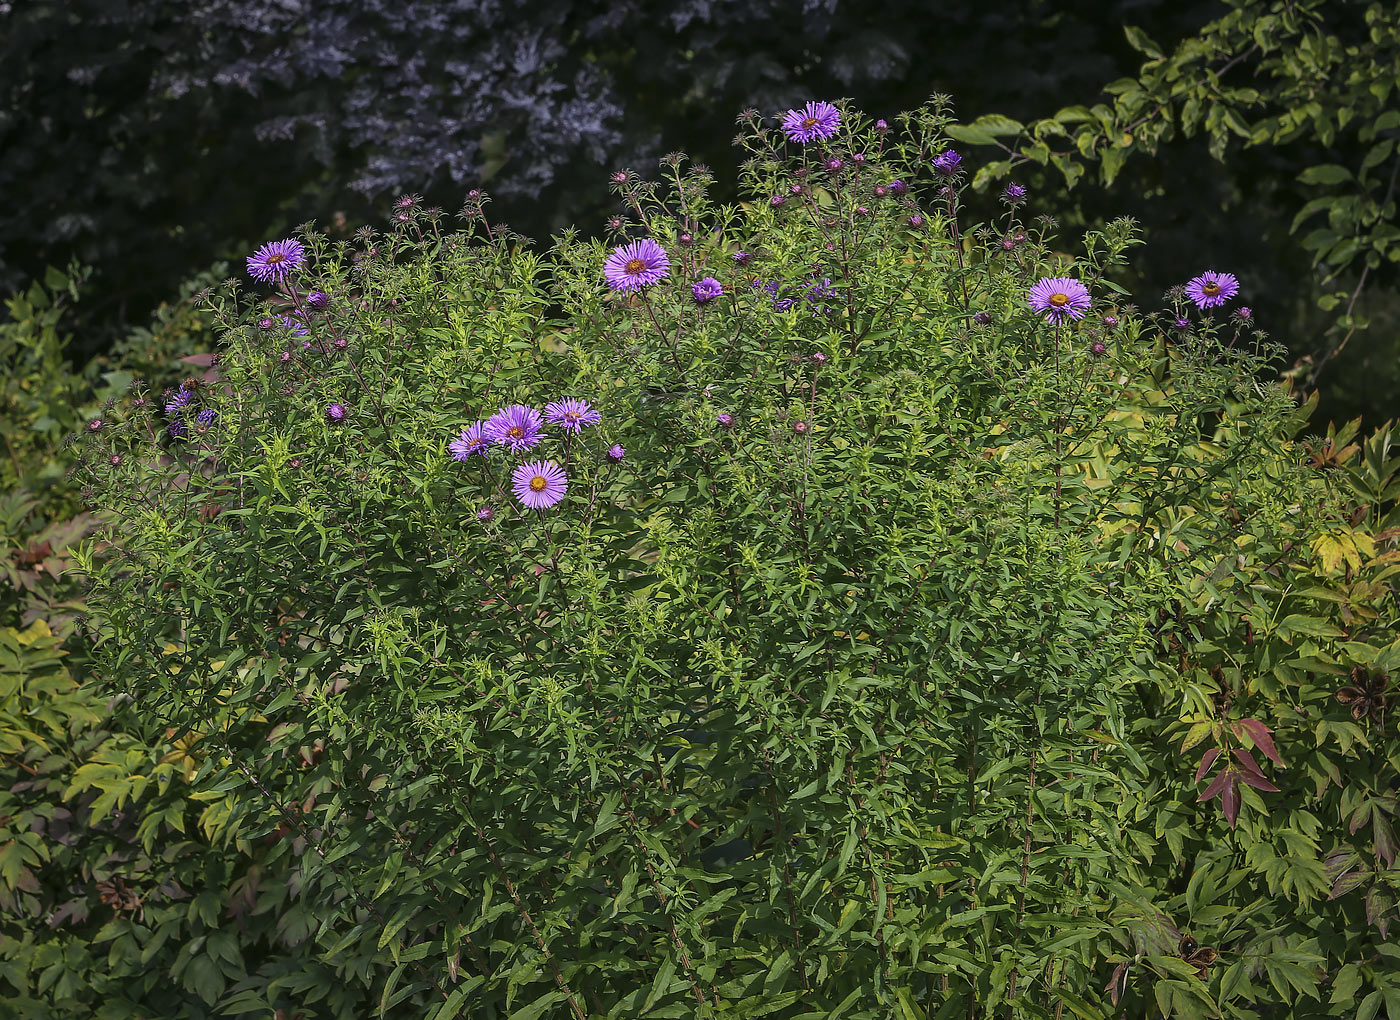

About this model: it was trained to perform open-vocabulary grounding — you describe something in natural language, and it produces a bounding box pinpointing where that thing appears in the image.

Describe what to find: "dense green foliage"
[8,102,1385,1018]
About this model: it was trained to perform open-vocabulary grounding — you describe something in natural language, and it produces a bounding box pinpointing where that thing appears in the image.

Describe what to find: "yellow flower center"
[1049,292,1069,307]
[625,258,646,275]
[508,426,524,439]
[530,476,548,492]
[1203,282,1220,295]
[267,253,285,264]
[802,116,818,128]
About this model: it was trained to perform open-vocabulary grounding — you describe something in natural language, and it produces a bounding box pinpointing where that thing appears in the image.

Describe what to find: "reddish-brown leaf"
[1329,870,1371,900]
[1198,766,1231,802]
[1221,776,1241,828]
[1349,800,1373,835]
[1105,962,1128,1006]
[1232,747,1266,778]
[1236,717,1283,766]
[1237,769,1279,793]
[1195,748,1221,784]
[1375,817,1397,869]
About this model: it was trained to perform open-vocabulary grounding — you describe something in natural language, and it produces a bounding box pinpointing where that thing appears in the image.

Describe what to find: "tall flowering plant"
[76,101,1354,1019]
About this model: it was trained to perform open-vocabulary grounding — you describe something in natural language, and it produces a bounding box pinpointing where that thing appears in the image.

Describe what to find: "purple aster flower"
[246,238,306,283]
[512,460,568,509]
[1184,271,1240,309]
[544,398,602,434]
[606,444,626,462]
[167,419,186,440]
[1090,343,1108,357]
[907,214,925,229]
[1102,315,1119,328]
[485,404,545,451]
[732,251,752,265]
[769,194,786,208]
[851,152,867,165]
[279,314,309,338]
[1028,277,1092,324]
[477,505,495,522]
[603,239,671,292]
[781,101,841,143]
[449,421,490,461]
[716,412,734,428]
[165,387,195,415]
[692,277,724,303]
[932,149,962,175]
[258,316,275,331]
[306,290,330,310]
[1235,306,1253,322]
[1002,182,1027,204]
[974,311,992,325]
[856,205,871,216]
[824,156,844,172]
[875,119,890,135]
[888,180,907,197]
[325,403,347,424]
[196,409,217,425]
[1174,317,1192,331]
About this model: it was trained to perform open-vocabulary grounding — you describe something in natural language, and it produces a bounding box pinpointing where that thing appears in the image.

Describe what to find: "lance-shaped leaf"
[1194,747,1221,783]
[1233,717,1283,766]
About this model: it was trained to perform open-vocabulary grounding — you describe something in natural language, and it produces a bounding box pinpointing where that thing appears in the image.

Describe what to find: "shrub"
[70,101,1394,1018]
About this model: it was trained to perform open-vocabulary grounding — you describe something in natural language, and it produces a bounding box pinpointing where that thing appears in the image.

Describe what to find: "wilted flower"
[1102,314,1119,328]
[1336,667,1389,722]
[1028,277,1092,324]
[810,351,828,366]
[770,194,786,208]
[1174,317,1192,331]
[1184,271,1240,309]
[793,419,810,435]
[544,398,602,434]
[824,156,843,172]
[1090,342,1107,357]
[1235,306,1253,322]
[325,403,347,424]
[606,444,626,462]
[907,214,925,229]
[873,185,888,199]
[974,312,992,325]
[1002,182,1027,204]
[888,180,907,197]
[485,404,545,451]
[196,409,217,424]
[603,239,671,292]
[851,152,867,165]
[717,412,734,428]
[692,277,724,303]
[258,317,275,331]
[856,205,871,217]
[875,119,889,135]
[449,421,490,461]
[732,251,752,265]
[512,460,568,509]
[781,101,841,143]
[476,505,495,522]
[246,238,306,283]
[306,290,330,310]
[87,418,104,432]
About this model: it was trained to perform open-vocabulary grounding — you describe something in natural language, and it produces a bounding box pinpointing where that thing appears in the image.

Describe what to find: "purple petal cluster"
[932,149,962,175]
[692,277,724,304]
[604,239,671,292]
[247,238,306,283]
[781,101,841,144]
[544,398,602,435]
[485,404,544,451]
[1028,277,1092,324]
[165,387,195,415]
[513,460,568,509]
[449,421,490,461]
[1184,271,1240,310]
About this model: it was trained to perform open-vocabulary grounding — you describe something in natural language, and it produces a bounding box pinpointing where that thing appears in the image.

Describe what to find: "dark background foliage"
[6,3,1283,354]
